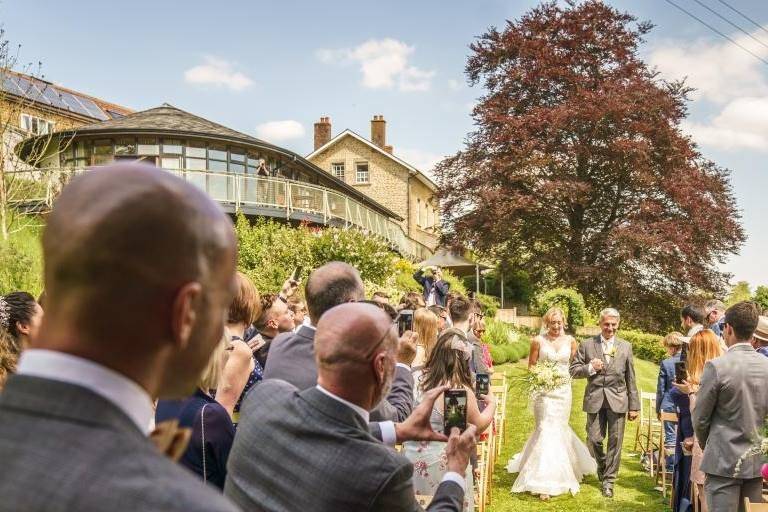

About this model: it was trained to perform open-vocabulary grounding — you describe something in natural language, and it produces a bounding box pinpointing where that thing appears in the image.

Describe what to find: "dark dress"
[156,389,235,490]
[671,388,692,512]
[233,355,263,426]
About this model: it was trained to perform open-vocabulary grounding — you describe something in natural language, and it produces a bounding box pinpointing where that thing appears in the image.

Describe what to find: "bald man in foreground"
[0,165,239,511]
[226,303,473,511]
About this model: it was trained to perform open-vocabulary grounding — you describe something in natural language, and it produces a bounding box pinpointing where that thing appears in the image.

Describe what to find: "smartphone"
[674,361,688,384]
[291,266,303,282]
[397,309,414,336]
[443,389,468,435]
[476,373,490,397]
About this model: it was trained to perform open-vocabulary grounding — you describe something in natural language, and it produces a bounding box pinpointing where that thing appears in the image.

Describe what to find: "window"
[417,199,422,227]
[161,157,181,170]
[137,138,159,155]
[162,139,183,155]
[355,162,369,183]
[20,114,54,135]
[114,138,136,156]
[331,162,345,180]
[187,142,206,158]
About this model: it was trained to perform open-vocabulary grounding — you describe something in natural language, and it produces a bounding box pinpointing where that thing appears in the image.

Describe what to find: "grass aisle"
[489,359,671,511]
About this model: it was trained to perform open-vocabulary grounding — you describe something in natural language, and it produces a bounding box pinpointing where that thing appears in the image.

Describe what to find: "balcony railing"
[10,167,433,260]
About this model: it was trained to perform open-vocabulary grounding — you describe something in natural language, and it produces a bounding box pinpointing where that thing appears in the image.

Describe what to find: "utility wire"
[691,0,768,51]
[663,0,768,67]
[715,0,768,39]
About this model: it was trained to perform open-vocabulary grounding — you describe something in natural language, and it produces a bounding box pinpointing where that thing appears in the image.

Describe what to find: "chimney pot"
[314,116,332,150]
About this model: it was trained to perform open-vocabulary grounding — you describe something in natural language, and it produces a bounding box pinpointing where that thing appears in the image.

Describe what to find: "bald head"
[40,164,237,398]
[315,303,397,411]
[305,262,365,325]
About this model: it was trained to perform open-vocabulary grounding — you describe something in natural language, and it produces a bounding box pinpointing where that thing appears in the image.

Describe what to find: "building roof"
[307,129,438,192]
[1,70,132,121]
[16,103,402,220]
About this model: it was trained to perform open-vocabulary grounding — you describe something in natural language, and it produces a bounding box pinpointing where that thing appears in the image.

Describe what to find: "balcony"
[9,167,433,261]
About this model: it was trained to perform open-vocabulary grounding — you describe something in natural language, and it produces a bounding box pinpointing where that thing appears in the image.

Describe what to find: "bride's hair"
[541,307,566,334]
[419,330,473,393]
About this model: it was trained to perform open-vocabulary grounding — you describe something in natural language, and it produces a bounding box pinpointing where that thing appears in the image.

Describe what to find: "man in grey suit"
[226,302,474,511]
[0,165,239,511]
[570,307,639,498]
[264,261,414,422]
[693,301,768,512]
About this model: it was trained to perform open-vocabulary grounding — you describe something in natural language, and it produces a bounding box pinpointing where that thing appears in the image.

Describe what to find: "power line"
[715,0,768,39]
[663,0,768,67]
[691,0,768,51]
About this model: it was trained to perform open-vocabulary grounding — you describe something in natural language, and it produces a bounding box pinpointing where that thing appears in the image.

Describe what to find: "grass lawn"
[489,358,670,511]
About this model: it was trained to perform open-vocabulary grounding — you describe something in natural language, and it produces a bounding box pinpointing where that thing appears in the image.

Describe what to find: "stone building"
[307,116,439,253]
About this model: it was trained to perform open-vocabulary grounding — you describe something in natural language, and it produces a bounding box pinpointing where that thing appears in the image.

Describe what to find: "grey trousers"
[586,407,626,485]
[704,474,763,512]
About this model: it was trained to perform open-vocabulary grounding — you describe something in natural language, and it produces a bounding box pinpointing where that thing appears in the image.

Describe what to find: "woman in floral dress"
[403,328,496,510]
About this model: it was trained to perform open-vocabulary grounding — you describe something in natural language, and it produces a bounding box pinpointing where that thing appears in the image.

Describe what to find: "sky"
[3,0,768,288]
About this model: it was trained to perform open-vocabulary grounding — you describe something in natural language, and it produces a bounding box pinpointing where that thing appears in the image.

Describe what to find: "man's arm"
[625,344,640,412]
[569,340,591,379]
[692,361,718,448]
[413,268,426,286]
[371,364,414,422]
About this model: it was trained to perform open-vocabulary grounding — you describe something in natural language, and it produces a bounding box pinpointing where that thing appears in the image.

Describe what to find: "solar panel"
[58,90,93,117]
[1,74,25,96]
[37,82,71,110]
[75,96,109,120]
[14,75,51,106]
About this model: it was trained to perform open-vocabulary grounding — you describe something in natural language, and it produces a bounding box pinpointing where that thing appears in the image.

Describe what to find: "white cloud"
[184,56,253,91]
[255,120,305,143]
[316,38,435,92]
[648,31,768,104]
[683,97,768,151]
[396,148,445,180]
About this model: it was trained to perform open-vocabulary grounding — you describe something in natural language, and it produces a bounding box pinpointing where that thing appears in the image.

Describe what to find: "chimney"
[383,145,393,154]
[371,115,386,149]
[314,116,332,150]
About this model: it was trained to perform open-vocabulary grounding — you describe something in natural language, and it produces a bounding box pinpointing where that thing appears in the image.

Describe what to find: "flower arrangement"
[524,359,570,395]
[605,345,617,358]
[734,417,768,478]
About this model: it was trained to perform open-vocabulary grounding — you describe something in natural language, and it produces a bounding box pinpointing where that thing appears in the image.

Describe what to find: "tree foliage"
[725,280,752,307]
[435,1,744,331]
[534,287,586,333]
[753,285,768,312]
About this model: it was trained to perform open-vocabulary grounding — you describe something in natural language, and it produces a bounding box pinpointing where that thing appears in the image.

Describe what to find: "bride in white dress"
[506,307,597,500]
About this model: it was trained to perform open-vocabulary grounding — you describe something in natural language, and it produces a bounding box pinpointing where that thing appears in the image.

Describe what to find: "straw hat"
[753,315,768,342]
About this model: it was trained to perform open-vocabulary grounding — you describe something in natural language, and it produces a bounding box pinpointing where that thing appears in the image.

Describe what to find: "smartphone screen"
[397,310,414,336]
[443,389,468,435]
[291,266,303,282]
[674,361,687,384]
[476,373,490,397]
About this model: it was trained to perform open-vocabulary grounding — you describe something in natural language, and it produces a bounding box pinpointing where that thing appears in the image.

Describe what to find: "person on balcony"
[414,266,450,307]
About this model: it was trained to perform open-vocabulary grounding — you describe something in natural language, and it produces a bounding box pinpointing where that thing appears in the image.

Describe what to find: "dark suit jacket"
[225,380,463,512]
[0,375,238,512]
[264,325,414,422]
[656,352,681,414]
[413,269,450,307]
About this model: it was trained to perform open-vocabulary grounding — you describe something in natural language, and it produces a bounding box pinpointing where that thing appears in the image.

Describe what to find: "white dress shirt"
[314,385,466,492]
[588,335,615,376]
[727,342,754,352]
[16,349,155,435]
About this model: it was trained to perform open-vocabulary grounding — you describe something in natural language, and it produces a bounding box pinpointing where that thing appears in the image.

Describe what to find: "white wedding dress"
[506,336,597,496]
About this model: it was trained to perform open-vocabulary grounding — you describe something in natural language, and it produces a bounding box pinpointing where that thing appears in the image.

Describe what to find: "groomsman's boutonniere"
[605,346,617,358]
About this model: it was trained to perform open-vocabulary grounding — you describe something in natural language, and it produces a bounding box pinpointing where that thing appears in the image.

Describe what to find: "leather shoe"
[601,485,614,498]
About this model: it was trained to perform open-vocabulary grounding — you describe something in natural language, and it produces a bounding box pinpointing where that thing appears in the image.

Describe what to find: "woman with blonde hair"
[156,333,246,490]
[507,306,596,500]
[671,329,723,512]
[412,307,439,368]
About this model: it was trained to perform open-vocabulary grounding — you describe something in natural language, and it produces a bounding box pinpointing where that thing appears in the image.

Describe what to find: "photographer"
[413,265,450,307]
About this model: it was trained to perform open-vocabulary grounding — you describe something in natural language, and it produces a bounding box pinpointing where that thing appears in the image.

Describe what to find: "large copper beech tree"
[436,1,744,330]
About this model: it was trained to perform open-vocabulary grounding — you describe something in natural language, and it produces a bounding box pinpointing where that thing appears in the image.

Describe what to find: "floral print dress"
[403,405,474,510]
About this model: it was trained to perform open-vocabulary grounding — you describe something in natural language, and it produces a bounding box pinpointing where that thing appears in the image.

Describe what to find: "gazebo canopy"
[418,248,491,277]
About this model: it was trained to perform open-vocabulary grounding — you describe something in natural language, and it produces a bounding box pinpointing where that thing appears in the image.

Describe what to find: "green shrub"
[475,293,499,318]
[620,329,666,364]
[0,217,44,296]
[483,318,520,345]
[489,345,508,365]
[534,287,587,332]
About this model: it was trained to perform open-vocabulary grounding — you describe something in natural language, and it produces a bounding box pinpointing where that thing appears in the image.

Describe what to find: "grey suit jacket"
[693,344,768,478]
[0,375,238,512]
[263,325,414,422]
[225,380,463,512]
[467,332,490,375]
[569,336,640,414]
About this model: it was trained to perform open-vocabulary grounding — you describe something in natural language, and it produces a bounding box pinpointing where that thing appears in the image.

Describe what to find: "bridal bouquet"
[524,360,570,395]
[734,416,768,479]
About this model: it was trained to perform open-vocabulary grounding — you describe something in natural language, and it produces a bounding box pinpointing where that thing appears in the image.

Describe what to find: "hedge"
[533,287,587,332]
[578,329,666,364]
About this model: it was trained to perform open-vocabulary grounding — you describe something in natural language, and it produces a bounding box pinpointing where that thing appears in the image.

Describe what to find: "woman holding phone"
[404,328,496,511]
[670,329,722,512]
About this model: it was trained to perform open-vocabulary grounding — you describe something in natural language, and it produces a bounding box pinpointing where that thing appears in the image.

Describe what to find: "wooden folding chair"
[744,498,768,511]
[636,391,662,476]
[655,411,678,498]
[490,384,506,457]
